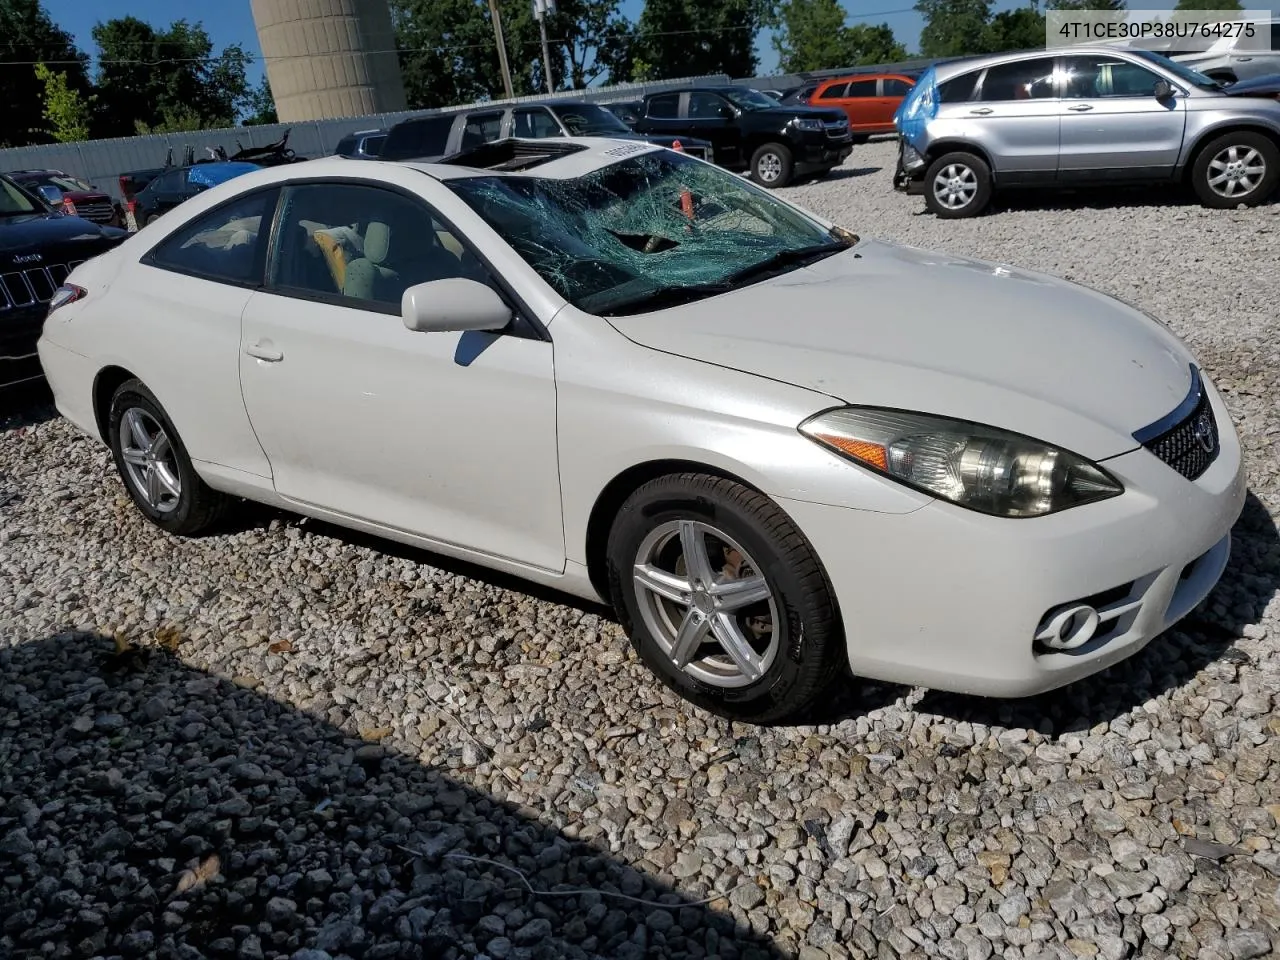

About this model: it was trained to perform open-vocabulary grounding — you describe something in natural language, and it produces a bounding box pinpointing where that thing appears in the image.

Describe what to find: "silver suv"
[893,45,1280,218]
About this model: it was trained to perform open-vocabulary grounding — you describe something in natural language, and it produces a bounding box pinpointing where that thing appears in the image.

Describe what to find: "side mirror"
[401,277,512,333]
[1153,79,1175,100]
[36,185,64,207]
[718,104,736,119]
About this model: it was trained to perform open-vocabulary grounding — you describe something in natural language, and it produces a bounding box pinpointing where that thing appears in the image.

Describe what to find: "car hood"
[781,104,848,124]
[606,239,1198,460]
[0,212,127,254]
[1221,73,1280,97]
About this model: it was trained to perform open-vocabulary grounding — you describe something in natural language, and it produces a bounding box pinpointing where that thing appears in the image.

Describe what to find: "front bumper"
[795,137,854,171]
[0,303,47,388]
[893,139,927,194]
[778,380,1246,698]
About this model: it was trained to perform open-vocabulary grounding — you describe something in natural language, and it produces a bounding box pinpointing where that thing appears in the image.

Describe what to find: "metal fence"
[0,57,947,203]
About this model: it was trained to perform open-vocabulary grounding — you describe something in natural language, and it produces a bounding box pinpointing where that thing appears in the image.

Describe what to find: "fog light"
[1036,604,1100,651]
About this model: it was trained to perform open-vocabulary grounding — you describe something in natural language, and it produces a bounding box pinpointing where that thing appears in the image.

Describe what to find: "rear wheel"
[750,143,795,188]
[1191,132,1279,208]
[108,379,231,535]
[606,473,844,723]
[924,151,992,218]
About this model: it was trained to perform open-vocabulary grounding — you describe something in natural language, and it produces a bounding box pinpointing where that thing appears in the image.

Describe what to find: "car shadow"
[914,489,1280,734]
[229,509,909,727]
[0,381,57,432]
[0,631,788,960]
[985,182,1280,215]
[811,166,881,183]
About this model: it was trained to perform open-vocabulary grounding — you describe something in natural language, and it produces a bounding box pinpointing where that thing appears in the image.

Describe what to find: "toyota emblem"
[1193,411,1215,453]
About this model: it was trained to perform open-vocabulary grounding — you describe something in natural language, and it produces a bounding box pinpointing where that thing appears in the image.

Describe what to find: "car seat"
[342,221,400,301]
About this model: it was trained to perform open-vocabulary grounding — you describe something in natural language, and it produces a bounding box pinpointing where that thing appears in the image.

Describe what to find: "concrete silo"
[250,0,408,122]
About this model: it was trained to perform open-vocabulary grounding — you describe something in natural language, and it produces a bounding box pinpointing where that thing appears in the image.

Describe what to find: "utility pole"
[487,0,515,100]
[533,0,556,95]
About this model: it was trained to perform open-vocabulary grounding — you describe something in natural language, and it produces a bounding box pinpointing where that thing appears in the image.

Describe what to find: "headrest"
[365,222,391,265]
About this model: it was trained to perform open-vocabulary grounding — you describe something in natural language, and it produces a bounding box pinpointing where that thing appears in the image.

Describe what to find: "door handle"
[1235,56,1254,61]
[1068,104,1094,111]
[244,341,283,362]
[969,107,993,115]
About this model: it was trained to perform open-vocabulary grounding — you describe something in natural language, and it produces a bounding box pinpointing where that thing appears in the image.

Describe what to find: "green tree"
[91,17,252,138]
[33,62,93,142]
[772,0,907,72]
[241,76,278,126]
[392,0,544,107]
[0,0,89,147]
[1175,0,1241,8]
[633,0,773,80]
[542,0,634,89]
[983,3,1047,51]
[916,0,993,57]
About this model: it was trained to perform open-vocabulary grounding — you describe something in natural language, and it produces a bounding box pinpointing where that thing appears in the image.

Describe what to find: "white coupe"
[37,137,1246,722]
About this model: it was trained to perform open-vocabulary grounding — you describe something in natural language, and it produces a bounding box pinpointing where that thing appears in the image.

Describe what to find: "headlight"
[791,118,824,132]
[799,408,1124,518]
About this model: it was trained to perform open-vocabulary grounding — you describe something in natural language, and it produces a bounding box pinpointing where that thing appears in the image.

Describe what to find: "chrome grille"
[1133,365,1220,482]
[70,200,116,223]
[0,262,79,311]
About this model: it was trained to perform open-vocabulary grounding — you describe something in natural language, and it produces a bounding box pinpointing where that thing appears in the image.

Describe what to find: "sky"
[42,0,1099,89]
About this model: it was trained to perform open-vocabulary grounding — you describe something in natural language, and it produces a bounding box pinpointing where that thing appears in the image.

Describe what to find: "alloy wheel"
[631,519,779,688]
[932,163,978,210]
[119,407,182,513]
[757,152,783,183]
[1207,145,1266,198]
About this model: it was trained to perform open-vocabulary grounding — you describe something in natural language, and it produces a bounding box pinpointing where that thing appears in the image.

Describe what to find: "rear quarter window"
[938,72,980,103]
[382,115,455,159]
[645,94,679,118]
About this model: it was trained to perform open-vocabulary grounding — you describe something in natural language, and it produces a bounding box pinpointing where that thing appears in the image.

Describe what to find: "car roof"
[931,45,1175,81]
[230,138,666,187]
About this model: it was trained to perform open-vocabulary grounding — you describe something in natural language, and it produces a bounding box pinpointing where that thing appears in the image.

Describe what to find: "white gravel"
[1,137,1278,960]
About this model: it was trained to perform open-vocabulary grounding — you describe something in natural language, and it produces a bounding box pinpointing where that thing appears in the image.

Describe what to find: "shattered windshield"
[445,149,853,315]
[551,103,633,136]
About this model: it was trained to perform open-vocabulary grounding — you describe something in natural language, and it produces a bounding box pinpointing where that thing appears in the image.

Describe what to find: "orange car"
[805,73,915,141]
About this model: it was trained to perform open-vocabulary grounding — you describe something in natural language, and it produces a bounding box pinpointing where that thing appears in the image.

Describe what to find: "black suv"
[632,85,853,187]
[380,100,714,163]
[0,174,127,388]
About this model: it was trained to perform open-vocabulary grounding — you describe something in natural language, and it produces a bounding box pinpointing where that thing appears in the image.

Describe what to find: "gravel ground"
[2,138,1279,960]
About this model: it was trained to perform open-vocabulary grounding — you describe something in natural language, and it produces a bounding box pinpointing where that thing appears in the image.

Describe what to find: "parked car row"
[331,73,916,189]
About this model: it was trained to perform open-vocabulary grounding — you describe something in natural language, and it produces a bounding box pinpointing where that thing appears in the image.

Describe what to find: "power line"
[0,9,920,67]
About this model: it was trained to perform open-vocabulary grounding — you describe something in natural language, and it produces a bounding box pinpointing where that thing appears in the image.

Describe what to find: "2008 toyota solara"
[37,137,1245,723]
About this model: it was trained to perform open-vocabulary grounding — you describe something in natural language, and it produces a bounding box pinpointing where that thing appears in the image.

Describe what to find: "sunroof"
[440,138,589,172]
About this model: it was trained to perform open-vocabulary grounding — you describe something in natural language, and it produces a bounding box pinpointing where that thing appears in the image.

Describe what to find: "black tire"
[145,213,161,227]
[750,143,795,188]
[1190,131,1280,209]
[923,150,993,218]
[606,473,844,724]
[107,378,231,535]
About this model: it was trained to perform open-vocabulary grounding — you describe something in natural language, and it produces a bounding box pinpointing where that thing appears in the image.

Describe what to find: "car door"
[964,57,1061,180]
[1057,54,1186,179]
[635,91,681,135]
[879,77,915,130]
[683,91,742,166]
[237,179,565,572]
[129,185,280,479]
[813,79,851,123]
[839,78,880,131]
[510,106,563,139]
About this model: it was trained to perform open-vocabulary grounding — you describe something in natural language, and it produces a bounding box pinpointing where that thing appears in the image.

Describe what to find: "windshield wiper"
[599,281,734,316]
[722,241,850,288]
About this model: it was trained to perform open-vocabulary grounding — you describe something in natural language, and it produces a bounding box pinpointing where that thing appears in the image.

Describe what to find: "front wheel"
[606,473,844,724]
[923,151,992,218]
[750,143,795,188]
[1191,132,1279,208]
[108,379,231,535]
